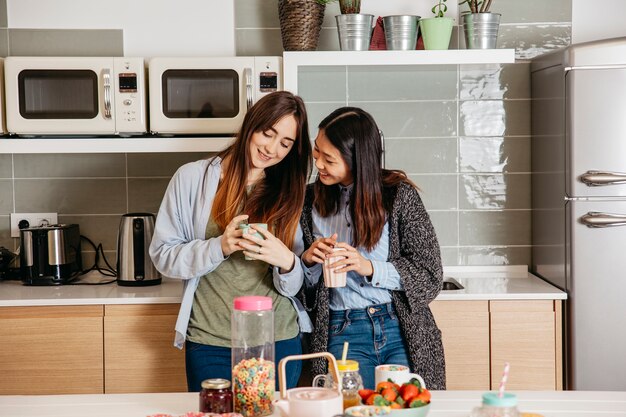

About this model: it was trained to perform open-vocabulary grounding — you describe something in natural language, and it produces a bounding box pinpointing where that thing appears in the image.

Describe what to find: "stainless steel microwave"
[148,56,282,135]
[4,57,147,136]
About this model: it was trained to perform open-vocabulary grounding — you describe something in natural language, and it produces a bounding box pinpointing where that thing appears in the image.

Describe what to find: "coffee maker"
[20,224,82,285]
[116,213,161,286]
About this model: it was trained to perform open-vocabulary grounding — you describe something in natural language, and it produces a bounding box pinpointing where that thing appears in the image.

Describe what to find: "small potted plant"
[316,0,361,14]
[317,0,374,51]
[418,0,454,50]
[459,0,501,49]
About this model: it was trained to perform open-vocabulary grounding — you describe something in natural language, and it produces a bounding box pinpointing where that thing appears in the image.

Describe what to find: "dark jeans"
[185,335,302,392]
[327,302,410,390]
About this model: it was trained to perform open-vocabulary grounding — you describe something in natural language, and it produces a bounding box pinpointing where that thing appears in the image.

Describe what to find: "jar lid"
[234,295,273,311]
[482,392,517,407]
[337,359,359,372]
[201,378,231,389]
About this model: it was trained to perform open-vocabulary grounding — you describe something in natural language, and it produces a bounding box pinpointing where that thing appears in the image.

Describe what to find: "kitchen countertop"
[0,265,565,308]
[0,390,623,417]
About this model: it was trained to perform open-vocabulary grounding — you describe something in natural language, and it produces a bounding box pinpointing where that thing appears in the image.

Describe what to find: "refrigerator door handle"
[579,170,626,186]
[580,212,626,228]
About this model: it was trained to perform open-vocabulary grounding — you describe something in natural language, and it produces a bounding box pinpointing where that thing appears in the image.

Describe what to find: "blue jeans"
[185,335,302,392]
[327,303,410,390]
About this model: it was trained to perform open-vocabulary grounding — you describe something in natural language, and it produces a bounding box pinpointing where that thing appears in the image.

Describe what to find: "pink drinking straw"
[498,362,510,398]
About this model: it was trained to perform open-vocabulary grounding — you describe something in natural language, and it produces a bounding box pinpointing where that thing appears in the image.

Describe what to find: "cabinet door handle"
[580,170,626,186]
[580,212,626,228]
[103,69,112,119]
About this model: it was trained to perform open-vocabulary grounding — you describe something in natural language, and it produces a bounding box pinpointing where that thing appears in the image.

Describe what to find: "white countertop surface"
[0,390,623,417]
[0,265,566,307]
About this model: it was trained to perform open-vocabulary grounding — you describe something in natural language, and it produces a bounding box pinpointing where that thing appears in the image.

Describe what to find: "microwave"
[148,56,282,135]
[4,57,147,136]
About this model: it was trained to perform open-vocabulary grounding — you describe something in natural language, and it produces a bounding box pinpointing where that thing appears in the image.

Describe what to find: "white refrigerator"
[531,37,626,391]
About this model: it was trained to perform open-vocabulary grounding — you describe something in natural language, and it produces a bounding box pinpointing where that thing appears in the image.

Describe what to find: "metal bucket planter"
[462,12,501,49]
[336,14,374,51]
[278,0,325,51]
[383,15,420,51]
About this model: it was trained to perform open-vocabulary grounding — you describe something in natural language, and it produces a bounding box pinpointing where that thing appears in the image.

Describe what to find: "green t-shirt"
[186,217,299,347]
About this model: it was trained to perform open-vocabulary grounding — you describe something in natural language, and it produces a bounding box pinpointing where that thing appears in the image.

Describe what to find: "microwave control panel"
[254,57,282,102]
[113,57,147,135]
[259,72,278,93]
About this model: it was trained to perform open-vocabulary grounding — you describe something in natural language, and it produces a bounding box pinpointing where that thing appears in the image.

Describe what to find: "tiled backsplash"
[0,1,572,267]
[233,0,569,266]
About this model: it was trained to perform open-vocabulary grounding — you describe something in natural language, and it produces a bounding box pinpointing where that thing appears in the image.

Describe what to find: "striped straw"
[498,362,510,398]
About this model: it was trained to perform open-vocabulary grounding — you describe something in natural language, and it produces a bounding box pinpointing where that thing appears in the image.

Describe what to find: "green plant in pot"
[459,0,501,49]
[316,0,361,14]
[419,0,454,50]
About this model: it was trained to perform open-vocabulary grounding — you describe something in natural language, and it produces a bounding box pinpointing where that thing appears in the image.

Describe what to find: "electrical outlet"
[10,213,58,238]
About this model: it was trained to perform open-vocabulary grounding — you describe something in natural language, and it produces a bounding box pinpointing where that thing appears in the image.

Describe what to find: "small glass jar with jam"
[199,378,234,413]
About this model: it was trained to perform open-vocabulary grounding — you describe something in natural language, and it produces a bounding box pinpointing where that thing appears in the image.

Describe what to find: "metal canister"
[200,378,234,413]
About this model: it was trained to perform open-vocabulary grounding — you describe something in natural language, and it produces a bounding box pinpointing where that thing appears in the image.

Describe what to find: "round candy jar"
[199,378,233,413]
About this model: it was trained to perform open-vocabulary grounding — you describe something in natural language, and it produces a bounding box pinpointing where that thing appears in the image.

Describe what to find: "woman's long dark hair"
[314,107,415,251]
[211,91,312,249]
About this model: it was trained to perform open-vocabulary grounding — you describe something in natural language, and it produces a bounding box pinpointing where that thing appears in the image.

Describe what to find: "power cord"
[69,235,117,285]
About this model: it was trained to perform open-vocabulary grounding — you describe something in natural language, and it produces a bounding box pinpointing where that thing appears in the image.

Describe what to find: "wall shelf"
[283,49,516,93]
[0,136,234,154]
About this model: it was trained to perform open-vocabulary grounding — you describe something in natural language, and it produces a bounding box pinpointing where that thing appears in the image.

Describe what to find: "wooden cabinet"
[104,304,187,393]
[431,300,490,390]
[0,305,104,394]
[431,299,563,390]
[490,300,563,390]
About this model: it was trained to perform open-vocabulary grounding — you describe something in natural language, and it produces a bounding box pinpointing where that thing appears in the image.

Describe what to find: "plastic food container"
[231,296,275,417]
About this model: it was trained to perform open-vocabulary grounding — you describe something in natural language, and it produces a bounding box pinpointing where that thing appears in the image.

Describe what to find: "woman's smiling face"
[249,114,297,170]
[313,129,353,186]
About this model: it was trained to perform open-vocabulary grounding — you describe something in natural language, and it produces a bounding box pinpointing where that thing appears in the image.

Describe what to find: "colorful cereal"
[232,357,275,417]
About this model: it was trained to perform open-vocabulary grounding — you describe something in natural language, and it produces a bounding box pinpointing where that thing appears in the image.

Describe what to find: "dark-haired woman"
[300,107,445,390]
[150,91,312,391]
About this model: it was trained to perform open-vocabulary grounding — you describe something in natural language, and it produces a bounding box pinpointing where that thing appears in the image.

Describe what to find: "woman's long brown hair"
[210,91,311,249]
[314,107,416,251]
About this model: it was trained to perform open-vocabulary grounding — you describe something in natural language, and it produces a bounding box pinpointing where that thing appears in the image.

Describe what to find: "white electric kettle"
[274,352,343,417]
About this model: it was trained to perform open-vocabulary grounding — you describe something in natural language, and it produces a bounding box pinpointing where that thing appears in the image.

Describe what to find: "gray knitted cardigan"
[299,181,446,390]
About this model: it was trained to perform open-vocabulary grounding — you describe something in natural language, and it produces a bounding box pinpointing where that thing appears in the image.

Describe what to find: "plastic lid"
[233,295,272,311]
[201,378,231,389]
[482,392,518,407]
[337,359,359,372]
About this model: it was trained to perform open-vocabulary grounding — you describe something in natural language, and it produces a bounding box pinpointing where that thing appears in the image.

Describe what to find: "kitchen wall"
[0,0,574,268]
[236,0,571,266]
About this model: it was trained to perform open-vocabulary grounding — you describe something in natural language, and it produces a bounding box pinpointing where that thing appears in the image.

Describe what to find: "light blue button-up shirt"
[303,184,403,310]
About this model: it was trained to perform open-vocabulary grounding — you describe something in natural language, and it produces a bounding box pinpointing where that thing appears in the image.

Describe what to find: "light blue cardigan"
[149,157,312,349]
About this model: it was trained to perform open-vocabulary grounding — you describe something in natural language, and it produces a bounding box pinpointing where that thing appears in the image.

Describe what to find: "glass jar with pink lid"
[231,296,275,417]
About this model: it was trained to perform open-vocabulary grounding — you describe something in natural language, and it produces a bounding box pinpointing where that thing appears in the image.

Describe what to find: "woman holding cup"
[149,91,312,391]
[300,107,446,390]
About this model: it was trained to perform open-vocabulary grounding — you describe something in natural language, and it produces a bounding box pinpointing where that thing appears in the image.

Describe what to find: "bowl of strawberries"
[358,378,431,417]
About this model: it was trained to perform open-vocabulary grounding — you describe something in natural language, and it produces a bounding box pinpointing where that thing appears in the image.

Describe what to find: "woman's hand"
[301,233,338,267]
[220,214,249,257]
[239,225,296,272]
[328,242,374,277]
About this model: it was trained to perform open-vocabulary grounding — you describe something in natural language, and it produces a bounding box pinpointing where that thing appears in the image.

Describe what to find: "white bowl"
[389,403,431,417]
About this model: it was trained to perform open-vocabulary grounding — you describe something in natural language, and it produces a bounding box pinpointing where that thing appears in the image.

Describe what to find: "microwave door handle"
[244,68,253,110]
[103,69,112,119]
[580,170,626,186]
[580,212,626,228]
